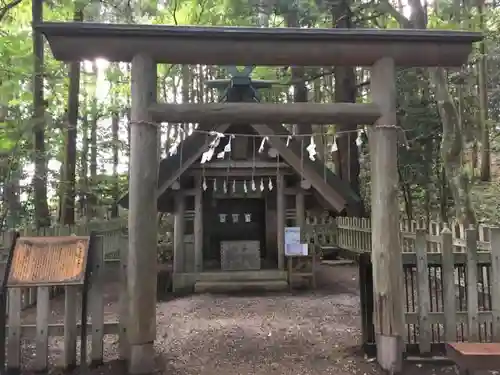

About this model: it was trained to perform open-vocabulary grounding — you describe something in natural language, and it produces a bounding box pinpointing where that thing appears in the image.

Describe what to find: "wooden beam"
[180,187,309,196]
[213,192,264,199]
[38,23,481,67]
[277,173,285,270]
[5,322,119,338]
[192,161,289,169]
[149,102,381,125]
[156,123,230,198]
[127,53,157,374]
[286,187,312,196]
[369,57,405,374]
[250,124,347,212]
[187,168,292,177]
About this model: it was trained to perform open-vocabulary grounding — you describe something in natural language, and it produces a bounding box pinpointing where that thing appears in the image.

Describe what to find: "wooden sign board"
[7,236,90,287]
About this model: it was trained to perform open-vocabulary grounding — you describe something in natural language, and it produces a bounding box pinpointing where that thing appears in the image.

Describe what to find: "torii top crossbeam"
[37,22,481,66]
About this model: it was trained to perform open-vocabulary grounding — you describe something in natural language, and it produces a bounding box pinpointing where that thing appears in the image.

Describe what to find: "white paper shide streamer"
[200,131,226,164]
[306,136,317,161]
[188,129,367,197]
[356,129,363,147]
[258,137,268,153]
[331,136,338,152]
[330,130,364,153]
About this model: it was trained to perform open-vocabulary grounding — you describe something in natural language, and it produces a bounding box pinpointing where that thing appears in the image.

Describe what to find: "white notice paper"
[285,243,308,256]
[284,227,301,245]
[284,227,307,256]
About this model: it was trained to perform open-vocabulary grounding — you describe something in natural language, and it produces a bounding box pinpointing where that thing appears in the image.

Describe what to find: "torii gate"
[37,22,482,374]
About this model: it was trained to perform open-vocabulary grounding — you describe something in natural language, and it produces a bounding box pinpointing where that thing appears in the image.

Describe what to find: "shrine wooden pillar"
[173,193,185,277]
[127,53,158,374]
[295,188,305,228]
[277,173,285,269]
[369,57,405,373]
[194,174,203,272]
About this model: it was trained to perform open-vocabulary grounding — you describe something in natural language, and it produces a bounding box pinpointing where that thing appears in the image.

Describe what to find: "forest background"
[0,0,497,231]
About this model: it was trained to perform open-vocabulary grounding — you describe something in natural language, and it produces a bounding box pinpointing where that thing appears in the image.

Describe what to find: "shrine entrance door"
[204,198,266,270]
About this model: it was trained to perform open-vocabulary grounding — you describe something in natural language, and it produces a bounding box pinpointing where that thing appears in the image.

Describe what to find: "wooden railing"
[334,216,500,353]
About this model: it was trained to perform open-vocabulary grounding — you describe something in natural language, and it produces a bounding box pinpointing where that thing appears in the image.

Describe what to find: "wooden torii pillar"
[369,57,405,373]
[127,53,158,374]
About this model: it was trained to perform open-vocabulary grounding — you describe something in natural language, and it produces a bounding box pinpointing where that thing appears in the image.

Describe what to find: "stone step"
[196,270,287,282]
[194,279,289,293]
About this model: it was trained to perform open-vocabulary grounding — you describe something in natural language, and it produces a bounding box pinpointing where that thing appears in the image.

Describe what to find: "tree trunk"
[88,103,98,219]
[4,163,21,228]
[471,140,478,172]
[312,77,325,157]
[431,68,477,225]
[182,64,190,139]
[60,6,83,225]
[79,113,89,217]
[399,167,413,221]
[111,111,120,218]
[87,63,98,219]
[332,0,363,200]
[379,0,477,225]
[198,65,205,103]
[32,0,50,228]
[258,0,271,26]
[439,167,449,222]
[477,0,490,181]
[285,4,313,137]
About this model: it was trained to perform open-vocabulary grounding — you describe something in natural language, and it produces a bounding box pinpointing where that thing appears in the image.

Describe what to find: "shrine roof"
[118,124,363,215]
[36,22,482,67]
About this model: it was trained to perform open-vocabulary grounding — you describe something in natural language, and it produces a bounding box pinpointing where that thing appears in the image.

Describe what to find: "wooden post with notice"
[128,53,159,374]
[369,57,405,374]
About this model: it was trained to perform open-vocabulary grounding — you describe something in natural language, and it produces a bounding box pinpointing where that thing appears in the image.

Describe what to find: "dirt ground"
[14,264,495,374]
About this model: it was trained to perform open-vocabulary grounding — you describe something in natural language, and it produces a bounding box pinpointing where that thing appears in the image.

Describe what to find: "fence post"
[490,227,500,341]
[119,234,130,360]
[6,288,21,372]
[415,229,431,353]
[441,225,456,342]
[466,228,479,342]
[34,286,50,371]
[64,283,78,369]
[0,231,18,374]
[90,235,105,366]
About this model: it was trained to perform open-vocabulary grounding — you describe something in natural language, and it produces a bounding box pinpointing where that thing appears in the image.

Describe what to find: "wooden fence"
[5,214,500,366]
[0,219,128,371]
[335,217,500,354]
